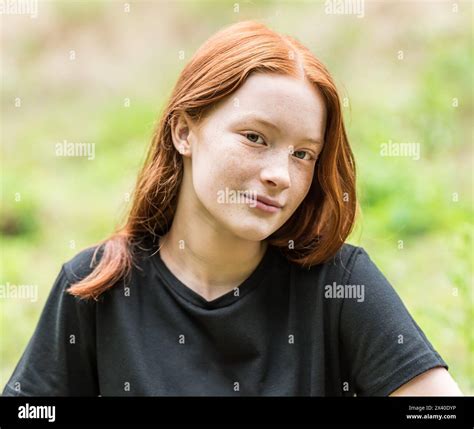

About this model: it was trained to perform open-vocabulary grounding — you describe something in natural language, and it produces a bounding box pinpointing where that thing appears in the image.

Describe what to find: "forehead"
[210,73,326,137]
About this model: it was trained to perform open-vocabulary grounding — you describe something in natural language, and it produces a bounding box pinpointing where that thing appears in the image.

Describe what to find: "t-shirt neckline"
[150,242,275,309]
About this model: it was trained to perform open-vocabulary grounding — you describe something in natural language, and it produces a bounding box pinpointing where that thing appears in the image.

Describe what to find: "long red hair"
[67,20,358,300]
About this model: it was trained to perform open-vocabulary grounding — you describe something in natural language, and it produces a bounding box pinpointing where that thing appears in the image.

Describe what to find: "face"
[174,72,327,242]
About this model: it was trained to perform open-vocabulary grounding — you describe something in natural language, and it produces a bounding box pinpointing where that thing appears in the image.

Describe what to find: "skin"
[159,72,463,396]
[389,367,463,396]
[160,71,326,301]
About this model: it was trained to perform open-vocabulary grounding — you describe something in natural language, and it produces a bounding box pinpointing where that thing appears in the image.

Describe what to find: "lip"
[256,195,283,208]
[245,193,284,214]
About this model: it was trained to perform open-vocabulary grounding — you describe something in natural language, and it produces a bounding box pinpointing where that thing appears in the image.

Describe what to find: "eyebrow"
[234,112,323,146]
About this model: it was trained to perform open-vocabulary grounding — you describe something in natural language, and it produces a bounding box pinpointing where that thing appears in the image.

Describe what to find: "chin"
[227,219,277,242]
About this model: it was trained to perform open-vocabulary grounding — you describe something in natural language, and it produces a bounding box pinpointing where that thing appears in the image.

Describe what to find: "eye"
[293,150,314,161]
[244,132,266,145]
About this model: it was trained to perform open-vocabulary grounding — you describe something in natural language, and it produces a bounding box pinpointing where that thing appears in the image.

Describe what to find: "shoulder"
[287,243,394,305]
[323,242,364,279]
[62,244,105,284]
[61,239,152,288]
[34,245,106,313]
[294,243,367,282]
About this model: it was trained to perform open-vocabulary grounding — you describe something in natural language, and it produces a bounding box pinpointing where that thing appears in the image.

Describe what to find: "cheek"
[288,167,316,208]
[191,135,252,203]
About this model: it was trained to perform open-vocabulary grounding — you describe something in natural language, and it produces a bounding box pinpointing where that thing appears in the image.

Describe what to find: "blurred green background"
[1,0,473,394]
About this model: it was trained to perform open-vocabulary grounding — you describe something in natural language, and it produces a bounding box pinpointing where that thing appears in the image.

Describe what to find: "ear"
[170,112,196,157]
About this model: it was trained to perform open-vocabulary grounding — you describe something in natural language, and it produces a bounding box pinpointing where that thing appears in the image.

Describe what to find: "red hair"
[68,20,358,300]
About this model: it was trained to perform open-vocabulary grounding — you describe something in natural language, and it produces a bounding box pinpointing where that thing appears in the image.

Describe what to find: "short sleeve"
[339,248,448,396]
[2,265,99,396]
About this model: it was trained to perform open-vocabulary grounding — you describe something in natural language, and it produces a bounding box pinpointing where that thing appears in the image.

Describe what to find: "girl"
[3,20,462,397]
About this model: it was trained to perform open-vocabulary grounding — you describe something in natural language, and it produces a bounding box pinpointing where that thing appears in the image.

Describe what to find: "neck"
[158,193,267,302]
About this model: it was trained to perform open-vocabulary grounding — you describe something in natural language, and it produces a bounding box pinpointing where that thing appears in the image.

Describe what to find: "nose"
[260,149,291,190]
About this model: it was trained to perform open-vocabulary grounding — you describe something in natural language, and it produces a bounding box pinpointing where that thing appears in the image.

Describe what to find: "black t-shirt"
[2,242,448,396]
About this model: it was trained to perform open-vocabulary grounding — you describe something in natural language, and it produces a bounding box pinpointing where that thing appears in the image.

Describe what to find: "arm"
[389,367,463,396]
[2,263,99,396]
[339,247,454,397]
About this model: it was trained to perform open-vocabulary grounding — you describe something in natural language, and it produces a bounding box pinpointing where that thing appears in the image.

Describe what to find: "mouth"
[244,193,283,214]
